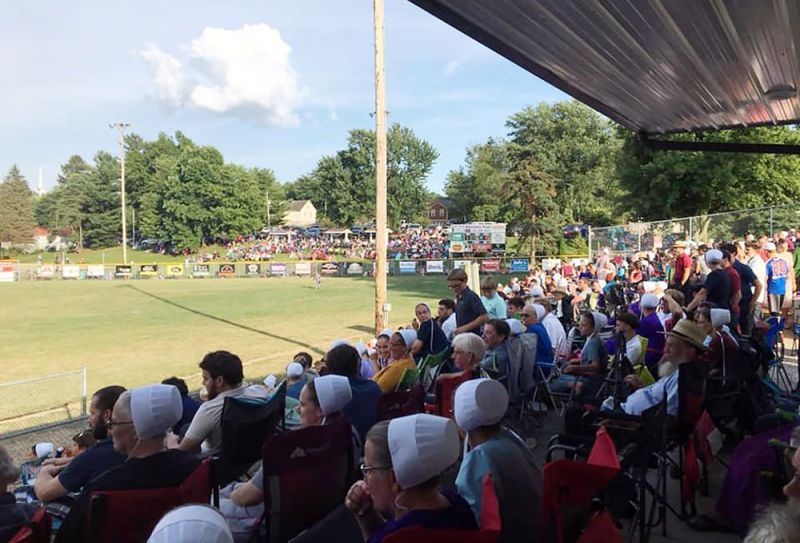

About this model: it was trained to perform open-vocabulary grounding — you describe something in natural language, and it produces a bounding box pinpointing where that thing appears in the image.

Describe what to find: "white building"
[283,200,317,227]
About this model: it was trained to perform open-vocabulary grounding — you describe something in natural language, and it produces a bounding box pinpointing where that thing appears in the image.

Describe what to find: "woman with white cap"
[550,311,609,398]
[454,379,541,541]
[344,414,477,540]
[221,374,355,538]
[149,504,233,543]
[370,329,394,374]
[694,306,739,370]
[372,330,417,393]
[56,384,200,543]
[285,361,308,400]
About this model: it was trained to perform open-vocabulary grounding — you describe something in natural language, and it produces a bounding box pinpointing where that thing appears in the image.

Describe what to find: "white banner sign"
[87,265,105,278]
[295,262,312,276]
[426,260,444,274]
[62,265,80,278]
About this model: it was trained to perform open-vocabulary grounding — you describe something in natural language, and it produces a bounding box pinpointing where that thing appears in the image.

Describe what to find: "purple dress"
[637,312,664,369]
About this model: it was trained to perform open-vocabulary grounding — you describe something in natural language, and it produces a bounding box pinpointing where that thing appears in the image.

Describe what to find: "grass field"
[0,276,455,429]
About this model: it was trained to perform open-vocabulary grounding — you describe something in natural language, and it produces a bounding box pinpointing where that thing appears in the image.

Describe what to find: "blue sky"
[0,0,566,194]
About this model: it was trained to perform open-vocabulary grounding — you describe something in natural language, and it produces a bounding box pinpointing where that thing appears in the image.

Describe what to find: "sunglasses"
[360,462,391,474]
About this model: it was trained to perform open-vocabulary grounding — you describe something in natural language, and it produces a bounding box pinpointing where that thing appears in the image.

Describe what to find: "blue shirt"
[57,438,126,493]
[524,323,554,364]
[767,257,789,294]
[286,375,308,400]
[619,369,679,416]
[174,395,201,433]
[342,378,381,443]
[415,319,450,360]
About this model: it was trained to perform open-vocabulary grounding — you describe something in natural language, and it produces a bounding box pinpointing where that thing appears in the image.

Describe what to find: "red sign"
[480,260,500,272]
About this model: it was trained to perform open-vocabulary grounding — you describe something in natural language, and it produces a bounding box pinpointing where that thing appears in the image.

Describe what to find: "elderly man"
[56,384,201,543]
[687,249,731,311]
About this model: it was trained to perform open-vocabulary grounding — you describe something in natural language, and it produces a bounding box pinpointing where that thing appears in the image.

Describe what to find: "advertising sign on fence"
[218,264,236,277]
[193,264,211,277]
[0,263,15,282]
[426,260,444,274]
[480,259,500,273]
[399,261,416,274]
[245,263,261,276]
[87,265,105,278]
[347,263,363,275]
[509,258,530,273]
[269,262,287,276]
[541,258,561,272]
[139,264,158,276]
[62,265,80,279]
[166,264,184,277]
[115,265,132,277]
[37,265,55,278]
[295,262,312,276]
[321,262,340,276]
[449,222,506,254]
[453,260,469,270]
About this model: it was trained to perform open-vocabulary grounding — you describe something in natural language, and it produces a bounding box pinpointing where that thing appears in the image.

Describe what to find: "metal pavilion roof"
[408,0,800,136]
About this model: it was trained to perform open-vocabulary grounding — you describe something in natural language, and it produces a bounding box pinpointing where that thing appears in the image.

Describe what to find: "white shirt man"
[541,311,567,355]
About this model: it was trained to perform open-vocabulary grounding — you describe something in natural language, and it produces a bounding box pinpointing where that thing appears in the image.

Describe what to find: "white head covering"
[388,414,459,489]
[262,375,276,388]
[454,378,508,431]
[396,329,417,350]
[34,443,54,459]
[286,362,304,378]
[130,384,182,439]
[710,308,731,329]
[655,281,668,292]
[354,341,368,357]
[590,311,608,334]
[764,241,777,252]
[642,281,656,293]
[532,304,546,321]
[505,318,525,336]
[148,504,233,543]
[640,293,660,309]
[705,249,723,264]
[329,338,350,350]
[314,375,353,415]
[378,328,394,339]
[530,286,544,298]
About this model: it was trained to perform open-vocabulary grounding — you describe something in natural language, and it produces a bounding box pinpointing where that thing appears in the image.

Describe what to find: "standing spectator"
[437,299,457,340]
[447,269,488,336]
[720,249,742,329]
[480,276,507,320]
[671,241,693,297]
[777,238,796,322]
[688,249,731,311]
[746,241,768,319]
[161,377,201,435]
[766,241,790,315]
[724,243,761,336]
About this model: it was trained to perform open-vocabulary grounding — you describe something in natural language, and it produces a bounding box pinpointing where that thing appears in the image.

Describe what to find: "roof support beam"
[640,134,800,155]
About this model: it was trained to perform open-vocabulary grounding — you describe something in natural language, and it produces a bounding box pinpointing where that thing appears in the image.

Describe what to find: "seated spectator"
[438,332,488,383]
[480,276,508,320]
[537,298,567,356]
[550,312,608,398]
[507,297,526,319]
[480,319,510,384]
[65,430,95,458]
[411,303,449,362]
[437,299,457,340]
[286,362,308,400]
[454,379,541,541]
[614,311,645,369]
[149,504,234,543]
[161,377,201,435]
[56,384,200,542]
[637,293,666,372]
[293,351,319,380]
[344,414,477,540]
[33,385,127,504]
[372,330,417,393]
[370,329,393,373]
[354,341,376,379]
[520,304,554,364]
[0,445,38,540]
[179,351,268,456]
[326,344,382,443]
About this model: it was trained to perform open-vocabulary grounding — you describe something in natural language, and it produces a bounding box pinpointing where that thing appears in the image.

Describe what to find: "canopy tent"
[408,0,800,142]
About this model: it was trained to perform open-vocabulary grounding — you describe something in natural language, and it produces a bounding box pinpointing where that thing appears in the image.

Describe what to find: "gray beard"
[657,360,678,378]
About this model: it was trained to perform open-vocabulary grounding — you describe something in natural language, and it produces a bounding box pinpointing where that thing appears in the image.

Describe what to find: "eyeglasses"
[106,418,133,430]
[360,463,391,474]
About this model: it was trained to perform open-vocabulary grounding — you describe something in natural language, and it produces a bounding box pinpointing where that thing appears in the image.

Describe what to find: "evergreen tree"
[0,165,36,244]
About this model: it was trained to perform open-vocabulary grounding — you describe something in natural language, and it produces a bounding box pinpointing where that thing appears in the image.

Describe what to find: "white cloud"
[140,24,303,127]
[443,59,463,77]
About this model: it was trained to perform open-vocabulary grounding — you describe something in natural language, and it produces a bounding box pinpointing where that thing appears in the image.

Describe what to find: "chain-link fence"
[589,202,800,255]
[0,368,87,439]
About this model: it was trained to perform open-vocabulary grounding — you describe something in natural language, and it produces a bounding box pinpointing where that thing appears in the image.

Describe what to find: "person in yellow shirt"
[373,329,417,393]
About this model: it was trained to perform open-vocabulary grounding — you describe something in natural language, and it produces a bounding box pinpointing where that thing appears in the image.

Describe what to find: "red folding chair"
[86,458,211,543]
[424,372,471,417]
[8,508,51,543]
[377,383,424,421]
[262,420,354,542]
[384,527,499,543]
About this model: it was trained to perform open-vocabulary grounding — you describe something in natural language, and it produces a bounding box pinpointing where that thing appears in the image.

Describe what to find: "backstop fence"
[0,368,87,440]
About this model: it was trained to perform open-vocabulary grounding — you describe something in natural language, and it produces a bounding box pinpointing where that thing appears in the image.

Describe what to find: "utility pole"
[266,190,271,229]
[110,123,130,265]
[373,0,388,333]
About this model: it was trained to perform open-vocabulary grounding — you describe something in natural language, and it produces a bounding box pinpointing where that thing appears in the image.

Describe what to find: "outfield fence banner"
[115,265,132,277]
[166,264,184,276]
[295,262,312,276]
[509,258,530,272]
[425,260,444,274]
[0,368,87,439]
[346,262,365,275]
[193,264,211,277]
[140,264,158,276]
[399,261,416,274]
[244,263,261,276]
[269,262,287,276]
[62,265,80,279]
[480,259,500,273]
[0,261,16,282]
[218,263,236,277]
[37,265,55,278]
[87,265,105,278]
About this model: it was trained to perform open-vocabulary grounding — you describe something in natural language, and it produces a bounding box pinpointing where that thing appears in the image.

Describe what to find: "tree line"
[2,100,800,251]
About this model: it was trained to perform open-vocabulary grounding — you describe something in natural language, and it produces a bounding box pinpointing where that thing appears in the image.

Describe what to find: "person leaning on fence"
[33,385,127,505]
[56,384,200,543]
[0,445,38,540]
[372,330,417,394]
[344,414,477,541]
[447,268,488,336]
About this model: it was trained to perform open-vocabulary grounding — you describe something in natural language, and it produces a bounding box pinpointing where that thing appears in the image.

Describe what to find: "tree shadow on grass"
[120,284,324,355]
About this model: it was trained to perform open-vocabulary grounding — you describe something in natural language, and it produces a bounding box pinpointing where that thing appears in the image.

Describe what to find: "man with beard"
[33,385,126,503]
[178,351,268,456]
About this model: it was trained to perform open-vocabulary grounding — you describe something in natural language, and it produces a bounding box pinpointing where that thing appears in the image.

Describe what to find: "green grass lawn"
[0,275,453,431]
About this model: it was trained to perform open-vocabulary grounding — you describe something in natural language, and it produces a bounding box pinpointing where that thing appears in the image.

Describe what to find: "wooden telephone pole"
[373,0,388,333]
[110,122,130,265]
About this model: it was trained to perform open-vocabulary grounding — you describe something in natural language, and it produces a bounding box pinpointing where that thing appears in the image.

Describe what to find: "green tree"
[81,152,122,248]
[444,139,509,222]
[0,165,36,244]
[35,156,92,248]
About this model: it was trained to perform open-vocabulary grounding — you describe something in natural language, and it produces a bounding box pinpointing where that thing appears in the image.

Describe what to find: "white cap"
[131,384,183,439]
[655,281,668,292]
[314,375,353,415]
[378,328,394,339]
[532,304,546,321]
[530,286,544,298]
[505,318,525,336]
[329,338,350,350]
[705,249,723,263]
[354,341,368,357]
[262,375,276,388]
[640,293,660,309]
[642,281,656,293]
[388,414,459,489]
[148,504,233,543]
[396,329,417,350]
[764,242,777,252]
[34,443,54,459]
[590,311,608,333]
[286,362,304,378]
[710,308,731,328]
[454,378,508,431]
